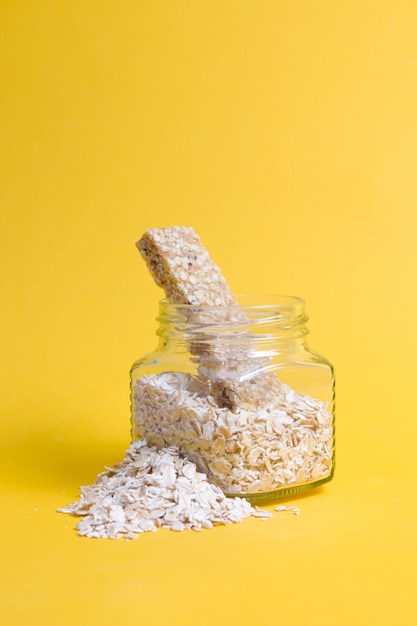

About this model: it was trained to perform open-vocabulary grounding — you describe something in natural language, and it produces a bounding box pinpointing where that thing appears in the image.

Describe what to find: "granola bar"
[137,226,272,409]
[137,226,236,306]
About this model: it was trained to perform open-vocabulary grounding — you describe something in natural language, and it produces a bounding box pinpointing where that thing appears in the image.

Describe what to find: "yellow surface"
[1,1,416,624]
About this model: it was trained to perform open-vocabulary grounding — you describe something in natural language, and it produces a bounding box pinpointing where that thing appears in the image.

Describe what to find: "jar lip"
[160,293,305,310]
[158,294,307,328]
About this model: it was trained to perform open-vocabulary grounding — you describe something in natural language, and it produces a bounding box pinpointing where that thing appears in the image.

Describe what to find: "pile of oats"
[58,440,272,539]
[133,372,333,495]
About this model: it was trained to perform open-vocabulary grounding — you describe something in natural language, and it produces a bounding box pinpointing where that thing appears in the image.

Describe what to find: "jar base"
[228,469,335,505]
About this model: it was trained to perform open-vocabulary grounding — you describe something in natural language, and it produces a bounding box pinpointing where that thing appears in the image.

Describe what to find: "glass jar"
[130,295,335,503]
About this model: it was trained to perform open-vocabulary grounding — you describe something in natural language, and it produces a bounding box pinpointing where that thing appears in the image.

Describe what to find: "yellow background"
[1,1,416,624]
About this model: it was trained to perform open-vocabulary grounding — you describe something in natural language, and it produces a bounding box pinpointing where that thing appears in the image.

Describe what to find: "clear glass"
[130,295,335,503]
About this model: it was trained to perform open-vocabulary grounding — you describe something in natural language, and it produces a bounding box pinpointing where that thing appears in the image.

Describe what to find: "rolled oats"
[58,440,270,539]
[132,371,333,495]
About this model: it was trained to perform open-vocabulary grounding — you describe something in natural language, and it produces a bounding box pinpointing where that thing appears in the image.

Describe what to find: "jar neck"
[155,295,309,355]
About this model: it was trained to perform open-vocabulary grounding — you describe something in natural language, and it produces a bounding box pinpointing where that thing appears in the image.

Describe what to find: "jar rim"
[158,294,307,328]
[160,293,305,309]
